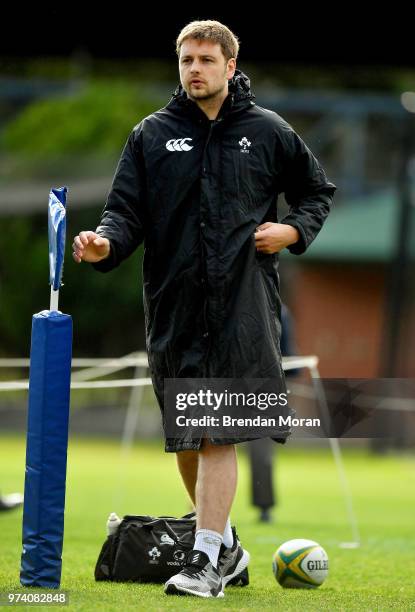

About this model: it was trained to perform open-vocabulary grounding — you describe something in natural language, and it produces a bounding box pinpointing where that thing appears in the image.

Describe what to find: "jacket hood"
[168,69,255,117]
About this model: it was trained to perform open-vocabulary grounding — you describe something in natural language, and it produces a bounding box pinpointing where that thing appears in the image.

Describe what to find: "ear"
[226,58,236,80]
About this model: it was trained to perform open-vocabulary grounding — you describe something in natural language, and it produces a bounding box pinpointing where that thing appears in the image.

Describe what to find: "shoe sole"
[164,583,224,598]
[222,549,250,588]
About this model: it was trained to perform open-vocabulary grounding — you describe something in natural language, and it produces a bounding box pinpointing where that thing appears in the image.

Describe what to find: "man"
[73,20,336,598]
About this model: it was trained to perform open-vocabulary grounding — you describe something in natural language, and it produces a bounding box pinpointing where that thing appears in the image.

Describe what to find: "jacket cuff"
[281,219,308,255]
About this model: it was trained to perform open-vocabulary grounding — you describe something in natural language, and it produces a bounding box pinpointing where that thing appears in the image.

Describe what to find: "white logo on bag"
[167,550,186,566]
[239,136,251,153]
[160,533,175,546]
[148,546,161,564]
[166,138,193,151]
[173,550,186,562]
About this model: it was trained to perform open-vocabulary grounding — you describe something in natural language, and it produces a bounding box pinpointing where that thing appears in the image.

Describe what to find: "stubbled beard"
[186,82,225,102]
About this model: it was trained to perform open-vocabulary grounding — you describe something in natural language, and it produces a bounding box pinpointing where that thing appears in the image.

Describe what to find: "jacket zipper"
[200,121,216,377]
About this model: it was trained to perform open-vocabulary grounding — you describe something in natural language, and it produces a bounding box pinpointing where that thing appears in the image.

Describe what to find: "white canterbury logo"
[166,138,193,152]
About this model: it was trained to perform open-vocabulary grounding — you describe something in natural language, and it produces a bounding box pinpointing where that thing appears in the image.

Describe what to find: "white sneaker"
[164,550,224,598]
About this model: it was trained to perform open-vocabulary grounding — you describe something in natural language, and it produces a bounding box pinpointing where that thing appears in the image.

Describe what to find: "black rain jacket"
[93,70,336,451]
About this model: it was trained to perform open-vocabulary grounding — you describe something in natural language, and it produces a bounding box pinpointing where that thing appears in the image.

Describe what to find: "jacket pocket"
[255,251,281,316]
[237,147,274,211]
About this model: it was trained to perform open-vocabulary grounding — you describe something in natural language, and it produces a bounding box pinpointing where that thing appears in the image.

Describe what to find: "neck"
[193,85,229,121]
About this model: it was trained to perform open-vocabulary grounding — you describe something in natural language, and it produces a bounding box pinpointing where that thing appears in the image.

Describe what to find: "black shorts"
[164,435,288,453]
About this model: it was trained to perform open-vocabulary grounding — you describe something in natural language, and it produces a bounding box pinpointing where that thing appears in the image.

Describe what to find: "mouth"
[190,79,205,86]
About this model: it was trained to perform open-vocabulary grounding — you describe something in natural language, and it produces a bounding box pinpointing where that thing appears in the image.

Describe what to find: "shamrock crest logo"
[239,136,251,153]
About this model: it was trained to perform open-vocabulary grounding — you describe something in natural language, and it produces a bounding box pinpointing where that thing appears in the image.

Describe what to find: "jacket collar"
[167,69,255,121]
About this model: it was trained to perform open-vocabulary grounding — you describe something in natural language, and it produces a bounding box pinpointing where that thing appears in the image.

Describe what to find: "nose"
[190,60,201,73]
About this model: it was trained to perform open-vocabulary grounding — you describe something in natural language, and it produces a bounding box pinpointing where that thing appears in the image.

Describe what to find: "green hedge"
[3,79,161,157]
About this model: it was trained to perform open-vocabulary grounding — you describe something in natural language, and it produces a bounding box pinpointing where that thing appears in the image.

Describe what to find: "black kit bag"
[95,511,249,585]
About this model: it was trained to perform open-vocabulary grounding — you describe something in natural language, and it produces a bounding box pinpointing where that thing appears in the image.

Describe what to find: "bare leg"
[196,440,237,533]
[176,441,237,533]
[176,449,198,505]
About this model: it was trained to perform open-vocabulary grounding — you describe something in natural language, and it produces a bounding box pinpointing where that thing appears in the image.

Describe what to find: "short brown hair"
[176,20,239,61]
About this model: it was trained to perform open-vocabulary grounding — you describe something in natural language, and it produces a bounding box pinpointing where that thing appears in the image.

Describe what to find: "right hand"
[72,231,110,264]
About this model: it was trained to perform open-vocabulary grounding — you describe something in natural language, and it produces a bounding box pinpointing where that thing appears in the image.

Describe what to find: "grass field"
[1,435,415,610]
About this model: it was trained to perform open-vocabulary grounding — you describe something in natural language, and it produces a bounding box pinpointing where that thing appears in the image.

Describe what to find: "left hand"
[254,222,300,254]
